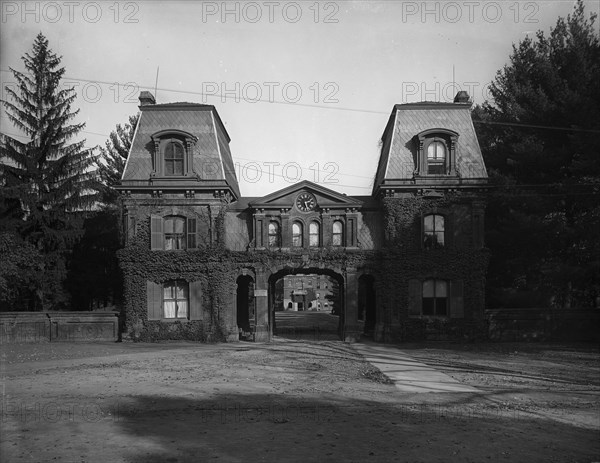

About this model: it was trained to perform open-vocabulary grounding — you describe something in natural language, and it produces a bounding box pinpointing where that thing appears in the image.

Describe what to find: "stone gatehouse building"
[117,90,489,343]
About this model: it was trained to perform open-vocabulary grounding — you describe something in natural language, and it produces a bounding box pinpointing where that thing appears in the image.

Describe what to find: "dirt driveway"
[1,340,599,462]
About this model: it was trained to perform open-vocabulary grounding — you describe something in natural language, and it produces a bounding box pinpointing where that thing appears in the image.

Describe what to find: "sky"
[1,0,598,197]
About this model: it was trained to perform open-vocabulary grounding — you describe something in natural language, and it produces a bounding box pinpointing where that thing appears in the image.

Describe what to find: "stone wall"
[0,312,120,343]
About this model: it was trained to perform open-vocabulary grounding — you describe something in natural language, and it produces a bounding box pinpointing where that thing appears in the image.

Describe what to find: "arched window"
[164,216,187,250]
[426,140,446,174]
[422,279,448,316]
[268,221,281,248]
[309,221,320,247]
[423,214,445,249]
[164,141,184,175]
[163,280,189,319]
[292,222,303,247]
[332,220,344,247]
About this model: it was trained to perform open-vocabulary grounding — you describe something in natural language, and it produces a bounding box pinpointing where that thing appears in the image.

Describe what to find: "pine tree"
[0,33,99,310]
[474,0,600,308]
[97,113,139,206]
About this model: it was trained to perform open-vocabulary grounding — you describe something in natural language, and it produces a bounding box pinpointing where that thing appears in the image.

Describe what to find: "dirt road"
[1,340,598,462]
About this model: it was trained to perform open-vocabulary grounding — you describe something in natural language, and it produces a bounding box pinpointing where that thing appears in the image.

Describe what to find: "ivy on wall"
[118,192,490,343]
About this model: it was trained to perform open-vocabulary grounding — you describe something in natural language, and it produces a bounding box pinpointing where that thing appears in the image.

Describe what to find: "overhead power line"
[3,69,599,134]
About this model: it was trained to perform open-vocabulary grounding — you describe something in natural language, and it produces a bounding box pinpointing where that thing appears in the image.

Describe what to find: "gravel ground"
[1,340,599,462]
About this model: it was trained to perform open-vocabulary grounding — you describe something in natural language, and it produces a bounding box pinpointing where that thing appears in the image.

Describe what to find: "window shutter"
[408,279,422,316]
[187,217,197,249]
[147,280,163,320]
[197,215,210,247]
[189,280,203,320]
[150,215,164,250]
[450,280,464,318]
[130,215,137,239]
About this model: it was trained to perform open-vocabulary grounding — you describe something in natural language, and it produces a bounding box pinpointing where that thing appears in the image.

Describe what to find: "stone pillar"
[209,205,221,246]
[254,268,271,342]
[254,212,266,249]
[321,209,332,247]
[346,210,359,248]
[225,287,239,342]
[281,211,290,249]
[343,268,360,342]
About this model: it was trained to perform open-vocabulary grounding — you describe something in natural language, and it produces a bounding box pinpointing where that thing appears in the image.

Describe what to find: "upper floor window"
[150,130,197,178]
[332,220,344,246]
[416,129,458,176]
[151,214,197,250]
[163,280,189,319]
[164,141,185,176]
[422,279,447,316]
[427,140,446,174]
[268,221,281,247]
[292,222,303,247]
[164,216,186,250]
[423,214,445,249]
[309,221,320,247]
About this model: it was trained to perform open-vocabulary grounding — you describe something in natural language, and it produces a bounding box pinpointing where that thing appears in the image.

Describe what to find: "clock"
[296,192,317,212]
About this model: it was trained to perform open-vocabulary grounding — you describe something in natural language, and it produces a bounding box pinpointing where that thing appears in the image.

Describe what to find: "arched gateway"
[117,91,489,343]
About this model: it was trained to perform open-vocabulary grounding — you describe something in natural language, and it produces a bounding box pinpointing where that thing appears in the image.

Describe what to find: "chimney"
[453,91,470,104]
[139,91,156,106]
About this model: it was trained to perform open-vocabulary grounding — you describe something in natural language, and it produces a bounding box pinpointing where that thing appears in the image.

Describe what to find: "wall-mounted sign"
[254,290,268,297]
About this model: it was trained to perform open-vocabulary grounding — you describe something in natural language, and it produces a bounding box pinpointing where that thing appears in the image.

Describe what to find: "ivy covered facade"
[117,91,489,342]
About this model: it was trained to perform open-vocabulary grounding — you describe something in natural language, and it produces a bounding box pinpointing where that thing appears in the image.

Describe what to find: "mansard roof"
[248,180,363,210]
[120,100,240,199]
[373,99,488,195]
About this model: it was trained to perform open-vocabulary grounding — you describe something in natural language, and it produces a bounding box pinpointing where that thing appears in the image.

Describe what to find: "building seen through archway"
[271,272,342,340]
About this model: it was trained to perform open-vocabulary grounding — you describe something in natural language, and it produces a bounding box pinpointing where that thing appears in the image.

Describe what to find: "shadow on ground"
[115,392,599,463]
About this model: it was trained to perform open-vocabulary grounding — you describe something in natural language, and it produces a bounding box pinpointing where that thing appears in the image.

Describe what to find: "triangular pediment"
[249,180,362,210]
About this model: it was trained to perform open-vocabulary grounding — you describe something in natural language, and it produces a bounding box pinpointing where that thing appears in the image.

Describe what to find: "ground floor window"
[422,279,447,316]
[163,280,189,319]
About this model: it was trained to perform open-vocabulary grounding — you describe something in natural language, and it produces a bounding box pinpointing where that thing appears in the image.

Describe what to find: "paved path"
[352,342,480,393]
[274,311,340,340]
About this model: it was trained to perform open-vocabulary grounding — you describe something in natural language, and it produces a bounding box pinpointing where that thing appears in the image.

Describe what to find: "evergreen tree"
[97,113,139,206]
[0,33,99,310]
[474,0,600,308]
[63,114,140,311]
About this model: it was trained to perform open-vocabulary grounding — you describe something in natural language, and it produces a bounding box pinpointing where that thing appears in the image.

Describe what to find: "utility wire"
[3,69,599,133]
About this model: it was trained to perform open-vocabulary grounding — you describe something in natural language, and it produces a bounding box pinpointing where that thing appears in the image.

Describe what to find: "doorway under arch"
[358,274,376,337]
[236,274,255,341]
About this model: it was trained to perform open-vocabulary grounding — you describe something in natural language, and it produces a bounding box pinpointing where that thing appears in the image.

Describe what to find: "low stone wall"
[486,308,600,342]
[0,312,119,343]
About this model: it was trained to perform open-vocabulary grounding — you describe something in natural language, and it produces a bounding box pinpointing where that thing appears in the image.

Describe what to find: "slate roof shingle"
[373,101,487,193]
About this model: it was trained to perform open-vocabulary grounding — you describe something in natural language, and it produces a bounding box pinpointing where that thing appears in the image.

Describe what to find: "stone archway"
[267,266,345,341]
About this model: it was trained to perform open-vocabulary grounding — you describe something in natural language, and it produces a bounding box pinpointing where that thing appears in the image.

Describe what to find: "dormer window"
[164,141,185,176]
[150,130,198,178]
[416,129,458,176]
[426,140,447,175]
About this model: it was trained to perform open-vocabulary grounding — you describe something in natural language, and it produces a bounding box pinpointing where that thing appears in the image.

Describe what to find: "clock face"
[296,192,317,212]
